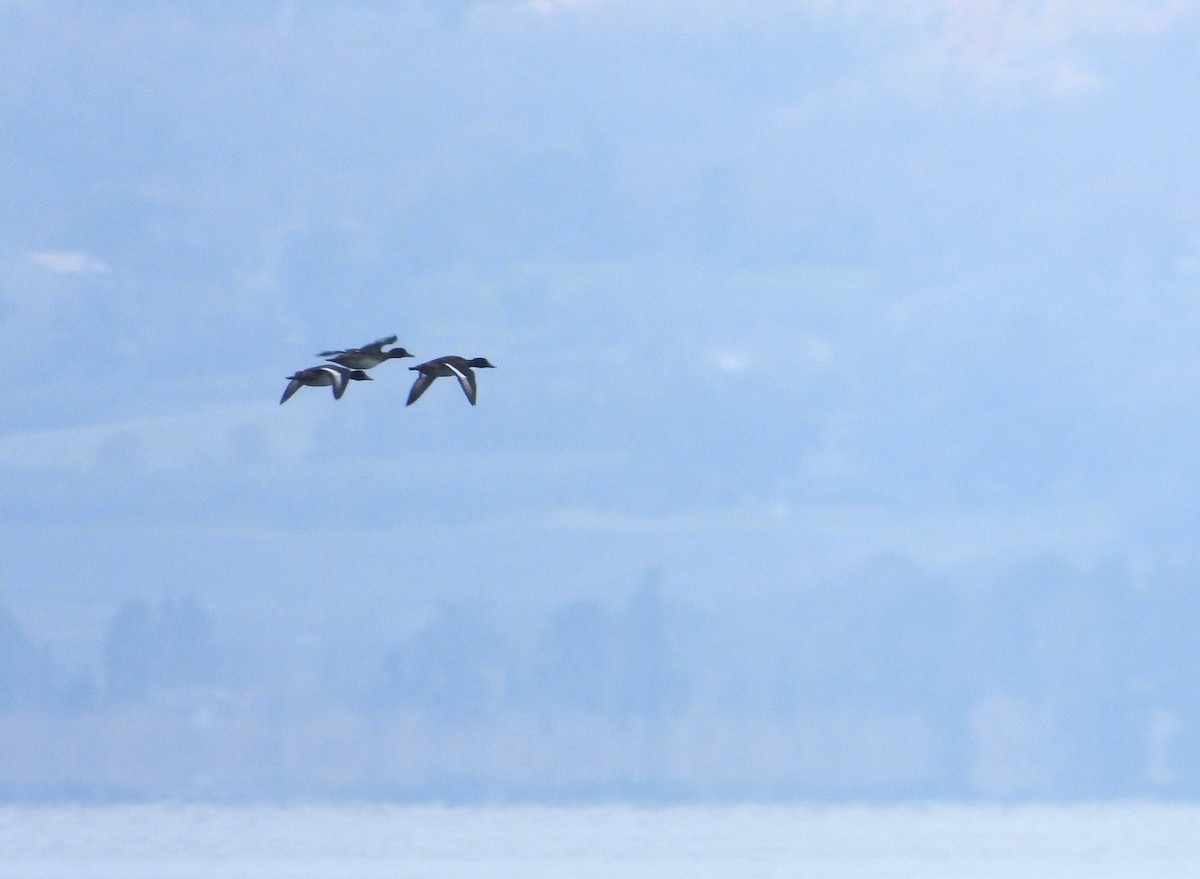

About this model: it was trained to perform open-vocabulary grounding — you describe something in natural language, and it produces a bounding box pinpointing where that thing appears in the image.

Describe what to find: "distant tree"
[102,594,221,702]
[778,554,965,710]
[520,576,695,722]
[523,598,614,712]
[0,602,67,711]
[375,603,511,719]
[611,577,678,719]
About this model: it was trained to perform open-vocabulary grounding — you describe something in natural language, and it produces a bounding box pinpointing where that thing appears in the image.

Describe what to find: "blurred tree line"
[3,552,1200,800]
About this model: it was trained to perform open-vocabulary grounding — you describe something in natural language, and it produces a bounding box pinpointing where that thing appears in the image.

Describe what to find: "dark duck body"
[318,335,413,369]
[280,364,372,404]
[406,356,495,406]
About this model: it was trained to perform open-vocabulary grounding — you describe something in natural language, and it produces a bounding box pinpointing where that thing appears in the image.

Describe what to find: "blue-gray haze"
[2,1,1200,801]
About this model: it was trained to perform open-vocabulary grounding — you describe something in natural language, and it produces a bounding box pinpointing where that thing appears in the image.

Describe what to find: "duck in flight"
[406,356,495,406]
[318,335,413,370]
[280,364,372,404]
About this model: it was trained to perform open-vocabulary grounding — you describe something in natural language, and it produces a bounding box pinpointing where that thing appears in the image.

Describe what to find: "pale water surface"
[0,803,1196,879]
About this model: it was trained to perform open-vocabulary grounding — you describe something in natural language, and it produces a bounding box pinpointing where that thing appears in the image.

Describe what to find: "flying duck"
[280,364,373,404]
[406,356,495,406]
[318,335,413,369]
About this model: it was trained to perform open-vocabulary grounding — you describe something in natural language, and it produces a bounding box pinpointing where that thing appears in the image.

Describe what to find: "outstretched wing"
[326,367,350,399]
[280,378,303,404]
[406,371,435,406]
[317,334,398,357]
[361,335,399,353]
[445,362,478,405]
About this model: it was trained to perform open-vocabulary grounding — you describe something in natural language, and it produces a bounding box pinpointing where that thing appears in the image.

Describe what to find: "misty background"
[2,0,1200,801]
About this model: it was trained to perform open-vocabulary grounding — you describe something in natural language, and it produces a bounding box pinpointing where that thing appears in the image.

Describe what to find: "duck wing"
[406,371,436,406]
[323,366,352,399]
[360,335,399,354]
[318,334,398,357]
[280,378,304,405]
[444,361,478,405]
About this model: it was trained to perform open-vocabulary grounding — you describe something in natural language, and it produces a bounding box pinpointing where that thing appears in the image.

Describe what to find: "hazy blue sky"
[2,1,1200,798]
